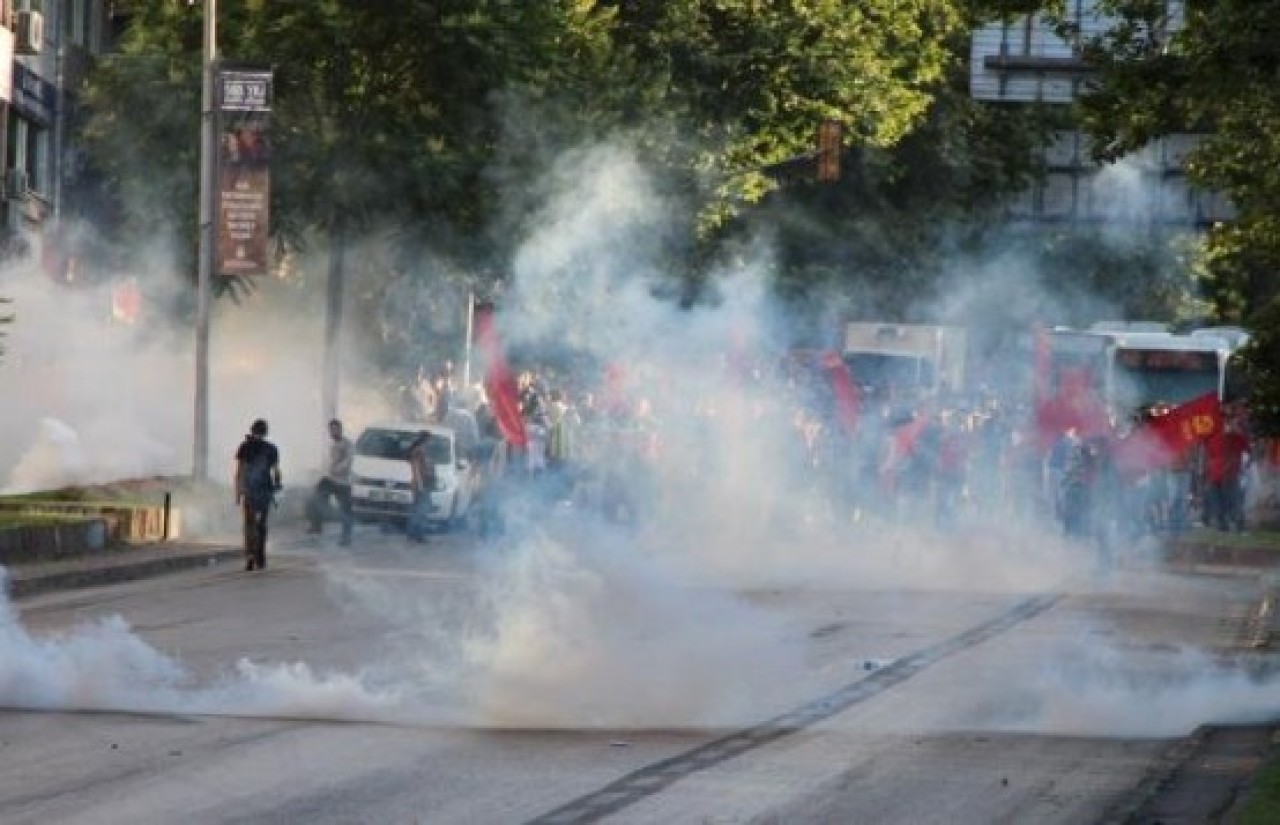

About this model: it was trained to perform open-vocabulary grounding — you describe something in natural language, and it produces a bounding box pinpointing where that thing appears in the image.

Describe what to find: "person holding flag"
[1110,391,1231,533]
[1113,392,1223,479]
[1202,415,1250,532]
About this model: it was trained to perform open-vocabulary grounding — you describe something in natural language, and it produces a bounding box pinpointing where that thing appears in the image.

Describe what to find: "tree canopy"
[77,1,1026,266]
[70,2,1253,366]
[1069,0,1280,429]
[1074,0,1280,321]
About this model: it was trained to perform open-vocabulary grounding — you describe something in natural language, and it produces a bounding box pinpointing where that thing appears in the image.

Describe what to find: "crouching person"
[406,430,437,543]
[306,419,354,545]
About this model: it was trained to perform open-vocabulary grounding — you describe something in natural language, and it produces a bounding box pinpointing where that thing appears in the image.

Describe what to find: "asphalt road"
[1,522,1274,824]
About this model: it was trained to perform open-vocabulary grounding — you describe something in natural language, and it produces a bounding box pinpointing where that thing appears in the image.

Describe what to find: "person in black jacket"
[234,419,282,571]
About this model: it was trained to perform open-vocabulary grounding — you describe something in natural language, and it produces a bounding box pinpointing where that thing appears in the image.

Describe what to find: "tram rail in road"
[528,593,1063,825]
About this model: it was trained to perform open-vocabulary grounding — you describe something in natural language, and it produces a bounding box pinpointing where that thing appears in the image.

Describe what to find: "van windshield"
[356,429,452,464]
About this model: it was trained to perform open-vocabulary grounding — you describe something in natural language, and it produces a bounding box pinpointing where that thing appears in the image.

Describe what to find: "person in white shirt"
[306,419,354,545]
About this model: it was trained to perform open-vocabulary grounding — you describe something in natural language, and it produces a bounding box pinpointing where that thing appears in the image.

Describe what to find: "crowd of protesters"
[391,349,1278,552]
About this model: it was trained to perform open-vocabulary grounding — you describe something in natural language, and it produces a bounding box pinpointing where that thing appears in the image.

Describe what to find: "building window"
[64,0,89,47]
[7,115,47,195]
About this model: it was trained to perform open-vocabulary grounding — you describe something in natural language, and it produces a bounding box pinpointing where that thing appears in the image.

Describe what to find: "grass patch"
[5,490,147,505]
[0,512,89,529]
[1238,749,1280,825]
[0,479,183,507]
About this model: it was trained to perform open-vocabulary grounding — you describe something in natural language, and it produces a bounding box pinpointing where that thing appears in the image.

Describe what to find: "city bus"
[1044,327,1244,421]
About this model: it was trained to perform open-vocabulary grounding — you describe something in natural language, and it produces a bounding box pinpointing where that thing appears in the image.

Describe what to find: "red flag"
[1148,393,1221,456]
[473,303,528,449]
[1033,325,1052,404]
[111,279,142,324]
[1034,366,1110,453]
[821,350,860,435]
[601,363,630,417]
[1113,392,1221,478]
[1205,427,1249,483]
[892,415,928,457]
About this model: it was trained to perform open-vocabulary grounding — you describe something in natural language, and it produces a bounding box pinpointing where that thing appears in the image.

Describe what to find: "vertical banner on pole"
[217,68,272,277]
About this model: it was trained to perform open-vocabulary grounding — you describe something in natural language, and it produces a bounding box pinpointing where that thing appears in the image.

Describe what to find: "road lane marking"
[528,593,1062,825]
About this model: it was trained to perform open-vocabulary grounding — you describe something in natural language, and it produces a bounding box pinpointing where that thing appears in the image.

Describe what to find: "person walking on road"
[406,430,437,543]
[307,419,354,545]
[234,419,282,571]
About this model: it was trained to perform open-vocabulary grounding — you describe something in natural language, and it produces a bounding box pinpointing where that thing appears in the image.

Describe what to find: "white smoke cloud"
[0,140,1269,743]
[0,243,394,502]
[0,569,399,720]
[968,641,1280,738]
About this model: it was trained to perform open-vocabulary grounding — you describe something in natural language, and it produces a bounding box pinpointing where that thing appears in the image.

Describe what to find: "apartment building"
[970,1,1233,228]
[0,0,108,263]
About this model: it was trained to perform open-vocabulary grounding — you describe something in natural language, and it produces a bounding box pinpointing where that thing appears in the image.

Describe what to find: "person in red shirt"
[1203,420,1250,532]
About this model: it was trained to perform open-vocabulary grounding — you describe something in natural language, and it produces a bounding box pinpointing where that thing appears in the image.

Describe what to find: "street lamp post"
[194,0,217,481]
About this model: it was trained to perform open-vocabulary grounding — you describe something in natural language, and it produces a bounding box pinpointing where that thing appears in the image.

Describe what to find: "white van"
[350,423,476,529]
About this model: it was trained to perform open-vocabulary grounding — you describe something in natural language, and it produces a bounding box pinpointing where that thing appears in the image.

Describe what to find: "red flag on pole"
[1113,392,1221,478]
[892,415,929,457]
[1034,366,1110,452]
[473,303,528,449]
[821,350,860,435]
[1145,392,1222,457]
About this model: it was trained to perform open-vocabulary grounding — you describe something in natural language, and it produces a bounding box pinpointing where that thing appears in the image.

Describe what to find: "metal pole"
[53,37,64,222]
[462,289,474,391]
[321,219,345,423]
[194,0,217,481]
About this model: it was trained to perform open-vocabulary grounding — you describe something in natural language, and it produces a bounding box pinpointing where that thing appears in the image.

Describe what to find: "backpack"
[242,441,276,503]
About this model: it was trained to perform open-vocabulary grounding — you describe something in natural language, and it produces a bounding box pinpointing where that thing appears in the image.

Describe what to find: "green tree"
[1073,0,1280,320]
[1235,299,1280,435]
[734,1,1064,319]
[81,1,1117,371]
[77,3,1004,326]
[1073,0,1280,428]
[596,0,968,233]
[78,1,617,268]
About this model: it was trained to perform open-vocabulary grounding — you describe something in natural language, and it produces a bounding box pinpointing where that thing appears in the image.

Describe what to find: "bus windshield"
[844,353,935,396]
[1112,348,1221,411]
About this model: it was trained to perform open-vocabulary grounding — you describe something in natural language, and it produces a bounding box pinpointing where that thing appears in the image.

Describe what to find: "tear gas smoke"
[965,639,1280,738]
[0,246,391,501]
[0,570,399,721]
[0,142,1268,739]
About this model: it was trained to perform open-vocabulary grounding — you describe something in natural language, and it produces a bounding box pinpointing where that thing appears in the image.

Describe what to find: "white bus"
[842,323,968,399]
[1046,327,1245,419]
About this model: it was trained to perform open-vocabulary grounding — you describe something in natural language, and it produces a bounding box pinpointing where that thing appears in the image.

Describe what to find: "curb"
[1100,725,1207,825]
[6,546,242,600]
[1243,573,1280,650]
[1102,724,1280,824]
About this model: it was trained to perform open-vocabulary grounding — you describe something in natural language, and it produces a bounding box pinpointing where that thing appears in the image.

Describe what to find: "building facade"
[0,0,108,262]
[970,1,1233,228]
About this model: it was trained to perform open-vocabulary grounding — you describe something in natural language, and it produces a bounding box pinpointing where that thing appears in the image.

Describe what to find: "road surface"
[1,521,1273,824]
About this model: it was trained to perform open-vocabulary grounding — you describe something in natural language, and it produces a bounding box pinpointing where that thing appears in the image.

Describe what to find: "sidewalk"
[3,541,241,600]
[0,481,304,601]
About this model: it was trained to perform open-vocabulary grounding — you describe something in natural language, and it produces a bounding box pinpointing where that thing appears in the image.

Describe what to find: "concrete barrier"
[0,519,110,565]
[0,500,180,544]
